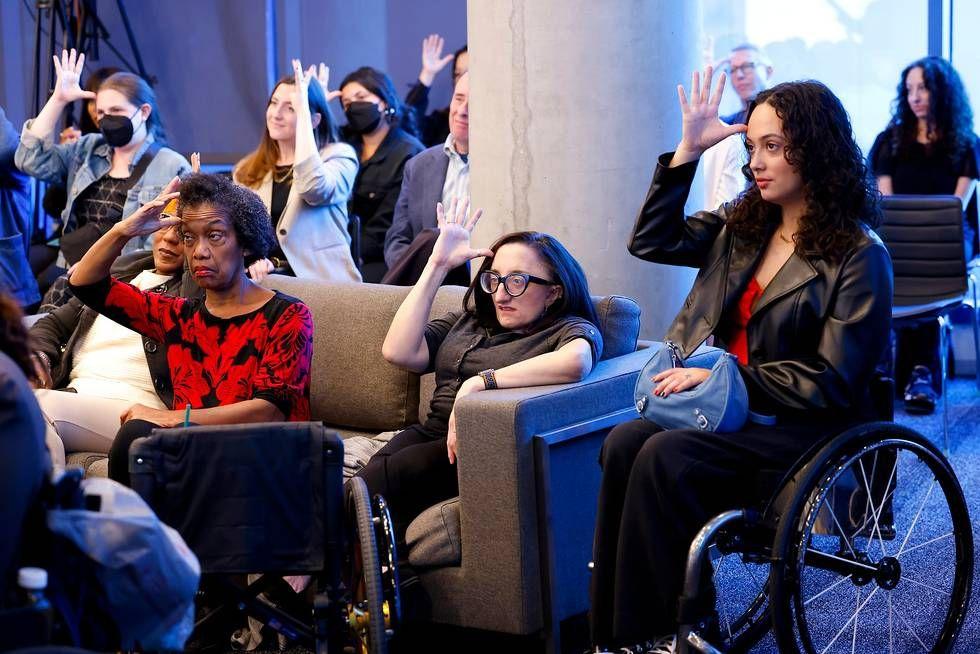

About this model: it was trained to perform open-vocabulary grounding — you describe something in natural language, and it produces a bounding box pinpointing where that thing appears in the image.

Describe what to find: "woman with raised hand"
[589,68,892,652]
[234,59,360,283]
[16,49,189,308]
[870,56,979,415]
[357,197,603,545]
[66,173,313,486]
[338,66,424,282]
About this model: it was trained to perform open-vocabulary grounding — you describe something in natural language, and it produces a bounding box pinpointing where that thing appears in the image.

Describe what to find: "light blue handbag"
[634,341,756,432]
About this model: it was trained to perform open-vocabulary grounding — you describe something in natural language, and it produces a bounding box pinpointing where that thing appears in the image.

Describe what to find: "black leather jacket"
[29,252,201,408]
[629,154,893,420]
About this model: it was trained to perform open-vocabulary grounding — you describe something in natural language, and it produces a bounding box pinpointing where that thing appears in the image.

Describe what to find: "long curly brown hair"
[0,292,35,378]
[727,80,881,262]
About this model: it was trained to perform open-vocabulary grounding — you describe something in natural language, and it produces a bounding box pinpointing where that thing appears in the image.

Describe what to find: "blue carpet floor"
[740,376,980,653]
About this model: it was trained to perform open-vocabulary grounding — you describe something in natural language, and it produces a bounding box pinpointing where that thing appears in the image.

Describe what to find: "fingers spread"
[710,71,727,107]
[464,207,484,231]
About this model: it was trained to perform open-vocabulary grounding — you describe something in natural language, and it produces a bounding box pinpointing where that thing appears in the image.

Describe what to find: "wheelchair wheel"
[708,526,773,652]
[770,423,973,654]
[345,476,388,654]
[372,494,402,632]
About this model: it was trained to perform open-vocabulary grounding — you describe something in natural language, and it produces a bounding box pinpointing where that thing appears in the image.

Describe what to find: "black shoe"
[903,365,937,415]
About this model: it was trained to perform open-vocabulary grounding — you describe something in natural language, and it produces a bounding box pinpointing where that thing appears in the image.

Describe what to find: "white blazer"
[237,142,361,282]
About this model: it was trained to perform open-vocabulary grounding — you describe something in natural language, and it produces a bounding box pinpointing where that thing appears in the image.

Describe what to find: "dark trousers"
[355,424,458,542]
[894,322,941,394]
[589,418,838,647]
[108,419,161,486]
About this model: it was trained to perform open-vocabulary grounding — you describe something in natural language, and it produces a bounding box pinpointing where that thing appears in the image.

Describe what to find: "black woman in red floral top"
[68,172,314,484]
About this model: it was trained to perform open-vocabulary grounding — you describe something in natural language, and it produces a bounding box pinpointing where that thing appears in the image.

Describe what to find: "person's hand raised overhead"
[116,176,181,239]
[671,65,747,166]
[418,33,455,87]
[429,197,493,270]
[52,49,97,105]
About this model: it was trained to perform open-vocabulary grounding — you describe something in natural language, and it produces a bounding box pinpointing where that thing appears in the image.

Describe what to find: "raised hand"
[52,49,96,105]
[419,33,454,87]
[430,197,493,270]
[314,62,341,101]
[116,176,181,239]
[291,59,314,114]
[674,66,747,163]
[190,151,201,173]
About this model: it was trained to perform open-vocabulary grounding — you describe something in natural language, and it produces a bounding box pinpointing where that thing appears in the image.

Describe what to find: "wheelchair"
[128,422,402,654]
[675,386,973,654]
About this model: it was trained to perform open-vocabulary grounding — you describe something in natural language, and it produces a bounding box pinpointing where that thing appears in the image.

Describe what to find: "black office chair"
[878,195,980,452]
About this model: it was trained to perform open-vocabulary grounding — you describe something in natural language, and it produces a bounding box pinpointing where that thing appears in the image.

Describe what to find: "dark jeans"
[355,424,457,542]
[894,321,941,395]
[589,418,839,647]
[108,419,161,486]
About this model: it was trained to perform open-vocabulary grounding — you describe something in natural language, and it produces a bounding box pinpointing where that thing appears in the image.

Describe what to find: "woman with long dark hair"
[339,66,424,282]
[589,69,892,652]
[870,56,979,414]
[357,198,602,544]
[235,60,360,283]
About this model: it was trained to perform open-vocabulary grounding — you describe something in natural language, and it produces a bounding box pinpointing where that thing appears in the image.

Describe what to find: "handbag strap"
[129,142,161,182]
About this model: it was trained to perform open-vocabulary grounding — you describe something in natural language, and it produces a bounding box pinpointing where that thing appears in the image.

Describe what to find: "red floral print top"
[69,276,313,420]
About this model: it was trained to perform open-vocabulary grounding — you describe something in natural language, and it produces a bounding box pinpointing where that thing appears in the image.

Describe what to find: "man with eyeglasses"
[721,43,774,126]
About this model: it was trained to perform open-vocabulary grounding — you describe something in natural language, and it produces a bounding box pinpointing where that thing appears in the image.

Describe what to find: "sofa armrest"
[434,348,649,634]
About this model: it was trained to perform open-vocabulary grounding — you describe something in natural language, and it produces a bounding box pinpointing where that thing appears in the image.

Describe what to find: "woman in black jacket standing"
[589,69,892,652]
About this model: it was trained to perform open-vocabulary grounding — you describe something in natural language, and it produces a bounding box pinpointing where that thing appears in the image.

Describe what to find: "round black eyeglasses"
[479,271,557,298]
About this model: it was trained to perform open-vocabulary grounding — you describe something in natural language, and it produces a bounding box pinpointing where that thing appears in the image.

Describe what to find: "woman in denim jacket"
[15,49,189,302]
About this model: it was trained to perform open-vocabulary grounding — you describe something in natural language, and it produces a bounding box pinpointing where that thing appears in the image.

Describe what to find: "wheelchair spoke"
[802,573,852,607]
[857,460,888,557]
[850,587,860,654]
[888,593,894,654]
[896,480,937,558]
[818,586,878,654]
[893,605,930,652]
[899,574,951,596]
[896,531,954,558]
[827,502,859,559]
[847,456,898,546]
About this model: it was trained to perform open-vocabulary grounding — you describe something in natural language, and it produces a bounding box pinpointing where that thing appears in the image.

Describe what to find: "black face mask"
[345,101,384,134]
[99,110,141,147]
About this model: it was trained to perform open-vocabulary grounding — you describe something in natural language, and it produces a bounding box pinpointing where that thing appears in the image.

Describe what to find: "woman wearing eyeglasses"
[356,198,603,543]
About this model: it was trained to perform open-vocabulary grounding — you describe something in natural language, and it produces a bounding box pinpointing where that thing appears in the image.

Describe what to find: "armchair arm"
[428,348,650,634]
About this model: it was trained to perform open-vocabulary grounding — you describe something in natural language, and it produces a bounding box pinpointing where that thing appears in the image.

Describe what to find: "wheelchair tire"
[346,476,388,654]
[769,422,973,654]
[372,494,402,632]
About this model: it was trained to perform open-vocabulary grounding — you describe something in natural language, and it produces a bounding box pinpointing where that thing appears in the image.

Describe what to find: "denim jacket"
[15,121,190,254]
[0,107,38,306]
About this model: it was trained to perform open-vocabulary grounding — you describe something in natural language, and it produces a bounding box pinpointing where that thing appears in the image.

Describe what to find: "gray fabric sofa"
[66,277,650,648]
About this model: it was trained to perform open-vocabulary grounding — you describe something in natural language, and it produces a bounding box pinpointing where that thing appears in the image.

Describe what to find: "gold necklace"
[778,231,794,244]
[273,165,293,184]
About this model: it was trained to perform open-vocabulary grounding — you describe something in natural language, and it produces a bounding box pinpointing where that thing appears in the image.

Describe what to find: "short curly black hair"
[176,173,276,266]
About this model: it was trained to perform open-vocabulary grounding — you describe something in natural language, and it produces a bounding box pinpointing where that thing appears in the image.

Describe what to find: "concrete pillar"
[467,0,703,339]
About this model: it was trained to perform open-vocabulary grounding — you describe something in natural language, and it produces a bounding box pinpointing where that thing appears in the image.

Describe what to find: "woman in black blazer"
[589,69,893,652]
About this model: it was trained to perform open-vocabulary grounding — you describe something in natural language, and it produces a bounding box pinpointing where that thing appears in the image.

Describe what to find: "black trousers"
[589,417,839,647]
[894,322,941,394]
[108,419,161,486]
[354,424,458,542]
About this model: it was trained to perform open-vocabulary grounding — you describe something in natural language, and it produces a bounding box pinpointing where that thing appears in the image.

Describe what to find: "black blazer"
[29,252,202,408]
[629,154,893,420]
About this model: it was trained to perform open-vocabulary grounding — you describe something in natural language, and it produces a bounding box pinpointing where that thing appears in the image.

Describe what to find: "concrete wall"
[467,0,702,340]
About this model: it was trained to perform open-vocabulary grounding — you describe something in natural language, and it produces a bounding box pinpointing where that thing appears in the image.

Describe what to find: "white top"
[702,134,748,211]
[441,134,470,208]
[68,270,173,408]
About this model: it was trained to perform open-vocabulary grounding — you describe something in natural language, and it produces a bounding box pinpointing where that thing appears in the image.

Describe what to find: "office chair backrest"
[878,195,967,307]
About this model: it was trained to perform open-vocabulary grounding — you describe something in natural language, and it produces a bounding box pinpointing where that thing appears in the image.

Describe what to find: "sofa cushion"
[593,295,641,360]
[65,452,108,478]
[406,496,461,567]
[262,277,464,431]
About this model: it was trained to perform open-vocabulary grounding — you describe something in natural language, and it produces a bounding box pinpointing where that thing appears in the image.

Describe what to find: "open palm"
[52,49,96,105]
[677,66,746,154]
[430,198,492,269]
